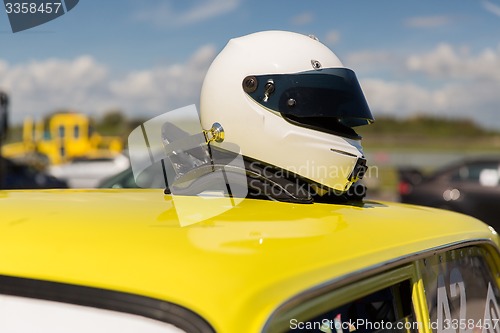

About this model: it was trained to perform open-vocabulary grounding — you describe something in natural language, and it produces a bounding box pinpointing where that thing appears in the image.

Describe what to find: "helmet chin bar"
[162,144,367,204]
[239,156,367,204]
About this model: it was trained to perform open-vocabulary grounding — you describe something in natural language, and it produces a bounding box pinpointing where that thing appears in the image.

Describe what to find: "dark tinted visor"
[243,68,374,136]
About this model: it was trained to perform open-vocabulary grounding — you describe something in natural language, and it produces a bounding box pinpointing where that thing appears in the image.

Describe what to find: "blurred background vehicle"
[1,104,129,188]
[48,153,129,188]
[2,111,123,165]
[98,166,166,189]
[0,156,67,189]
[98,167,138,189]
[398,157,500,228]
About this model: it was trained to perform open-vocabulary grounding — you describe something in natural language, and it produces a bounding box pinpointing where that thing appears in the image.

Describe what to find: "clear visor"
[244,68,374,136]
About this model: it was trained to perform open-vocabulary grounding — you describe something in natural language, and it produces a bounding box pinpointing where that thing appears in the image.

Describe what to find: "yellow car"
[0,189,499,333]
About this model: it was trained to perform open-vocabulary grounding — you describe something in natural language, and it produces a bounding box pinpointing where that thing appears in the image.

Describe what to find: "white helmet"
[200,30,373,193]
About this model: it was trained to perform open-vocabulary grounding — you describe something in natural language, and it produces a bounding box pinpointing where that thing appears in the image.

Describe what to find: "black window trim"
[0,275,215,333]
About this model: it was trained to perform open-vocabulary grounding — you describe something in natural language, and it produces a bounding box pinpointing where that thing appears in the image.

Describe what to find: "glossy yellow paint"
[0,189,497,332]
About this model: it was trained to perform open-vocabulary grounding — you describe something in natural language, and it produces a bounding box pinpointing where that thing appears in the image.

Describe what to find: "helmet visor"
[244,68,374,136]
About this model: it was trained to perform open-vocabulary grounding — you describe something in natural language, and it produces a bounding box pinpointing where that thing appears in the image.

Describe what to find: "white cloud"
[0,60,8,74]
[3,42,500,130]
[406,43,500,81]
[110,45,217,114]
[353,43,500,128]
[135,0,241,27]
[0,45,217,124]
[362,77,500,128]
[344,50,398,73]
[291,12,314,26]
[0,56,109,121]
[361,79,436,116]
[482,0,500,17]
[404,15,452,28]
[324,30,341,46]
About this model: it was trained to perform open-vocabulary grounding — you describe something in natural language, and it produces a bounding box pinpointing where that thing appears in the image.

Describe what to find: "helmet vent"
[311,59,322,70]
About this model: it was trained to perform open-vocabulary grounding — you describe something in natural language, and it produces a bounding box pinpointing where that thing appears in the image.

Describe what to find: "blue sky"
[1,0,500,129]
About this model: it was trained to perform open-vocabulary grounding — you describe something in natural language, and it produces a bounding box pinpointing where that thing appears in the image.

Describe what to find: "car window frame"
[0,275,215,333]
[264,263,421,332]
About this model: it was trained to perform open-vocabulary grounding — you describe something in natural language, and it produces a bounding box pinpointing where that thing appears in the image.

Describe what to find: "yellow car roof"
[0,189,496,332]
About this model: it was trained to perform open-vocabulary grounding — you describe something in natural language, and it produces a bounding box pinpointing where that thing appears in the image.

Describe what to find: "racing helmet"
[200,30,374,193]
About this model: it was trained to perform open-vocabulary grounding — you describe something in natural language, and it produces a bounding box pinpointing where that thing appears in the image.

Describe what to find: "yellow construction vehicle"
[2,112,123,165]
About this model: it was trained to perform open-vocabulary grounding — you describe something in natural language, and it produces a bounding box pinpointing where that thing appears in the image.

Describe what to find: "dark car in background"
[98,166,166,189]
[398,157,500,229]
[0,157,67,189]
